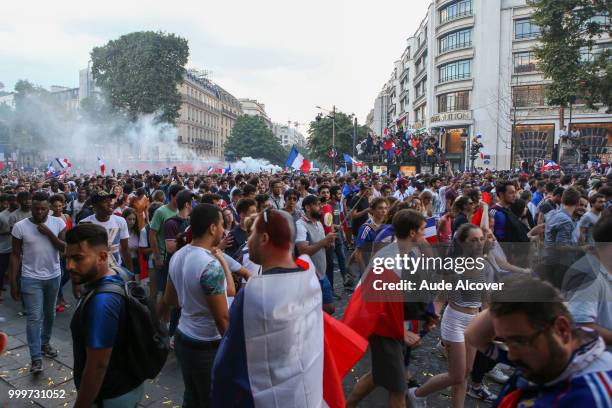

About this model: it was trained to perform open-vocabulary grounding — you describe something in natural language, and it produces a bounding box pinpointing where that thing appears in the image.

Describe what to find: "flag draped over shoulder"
[212,255,366,408]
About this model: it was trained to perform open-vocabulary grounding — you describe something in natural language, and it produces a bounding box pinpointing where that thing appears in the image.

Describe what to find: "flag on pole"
[223,163,232,174]
[342,154,364,167]
[55,158,72,169]
[207,166,215,175]
[286,146,311,172]
[97,157,105,176]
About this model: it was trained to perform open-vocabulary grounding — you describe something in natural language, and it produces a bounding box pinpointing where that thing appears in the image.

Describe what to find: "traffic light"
[470,138,483,163]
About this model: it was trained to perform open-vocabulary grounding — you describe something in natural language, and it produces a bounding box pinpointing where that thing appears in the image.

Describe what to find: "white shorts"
[441,305,477,343]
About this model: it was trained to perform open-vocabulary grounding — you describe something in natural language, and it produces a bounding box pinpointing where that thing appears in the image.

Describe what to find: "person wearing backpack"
[66,224,147,407]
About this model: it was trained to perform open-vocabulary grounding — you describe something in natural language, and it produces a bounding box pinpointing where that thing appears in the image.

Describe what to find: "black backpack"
[496,207,530,243]
[78,280,169,382]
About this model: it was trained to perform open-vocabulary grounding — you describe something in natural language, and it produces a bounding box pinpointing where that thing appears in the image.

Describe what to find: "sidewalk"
[1,276,499,407]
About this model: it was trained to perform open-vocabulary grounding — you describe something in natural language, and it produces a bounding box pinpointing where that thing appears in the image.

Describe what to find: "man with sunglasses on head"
[465,277,611,408]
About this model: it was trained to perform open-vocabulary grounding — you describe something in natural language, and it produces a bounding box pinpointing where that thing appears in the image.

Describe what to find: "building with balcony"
[177,70,241,159]
[239,98,272,128]
[272,122,306,148]
[370,0,611,170]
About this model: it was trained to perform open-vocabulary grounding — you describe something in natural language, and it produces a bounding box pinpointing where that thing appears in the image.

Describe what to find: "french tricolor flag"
[286,146,311,172]
[343,154,364,167]
[55,158,72,169]
[212,256,367,408]
[424,216,438,243]
[97,157,105,176]
[207,166,215,175]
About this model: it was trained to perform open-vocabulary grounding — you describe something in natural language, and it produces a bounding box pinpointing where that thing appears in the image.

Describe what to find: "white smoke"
[230,157,281,173]
[9,91,285,175]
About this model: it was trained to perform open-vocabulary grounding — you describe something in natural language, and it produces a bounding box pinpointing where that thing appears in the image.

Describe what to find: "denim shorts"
[319,276,334,305]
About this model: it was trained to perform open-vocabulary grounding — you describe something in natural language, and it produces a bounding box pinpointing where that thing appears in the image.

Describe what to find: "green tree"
[225,115,288,165]
[90,31,189,123]
[531,0,611,110]
[307,111,370,167]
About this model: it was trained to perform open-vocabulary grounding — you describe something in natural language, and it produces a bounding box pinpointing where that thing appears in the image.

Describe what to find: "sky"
[0,0,430,132]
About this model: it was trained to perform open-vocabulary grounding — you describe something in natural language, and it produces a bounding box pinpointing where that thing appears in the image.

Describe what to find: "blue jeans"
[20,275,60,361]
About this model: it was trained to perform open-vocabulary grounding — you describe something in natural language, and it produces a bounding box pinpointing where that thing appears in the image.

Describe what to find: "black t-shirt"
[350,194,370,235]
[225,225,248,259]
[452,213,469,235]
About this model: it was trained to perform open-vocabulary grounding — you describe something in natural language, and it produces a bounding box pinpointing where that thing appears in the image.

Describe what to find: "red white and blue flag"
[541,160,560,172]
[424,216,438,244]
[55,158,72,169]
[343,154,364,167]
[213,255,367,408]
[46,162,63,178]
[97,157,105,175]
[286,146,311,172]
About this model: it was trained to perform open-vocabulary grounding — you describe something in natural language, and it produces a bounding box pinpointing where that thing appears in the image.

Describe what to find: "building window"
[439,59,471,83]
[439,0,472,24]
[515,19,541,40]
[416,50,428,74]
[415,78,427,99]
[438,91,470,112]
[580,43,612,63]
[439,28,472,53]
[414,105,426,123]
[514,51,538,73]
[513,85,546,107]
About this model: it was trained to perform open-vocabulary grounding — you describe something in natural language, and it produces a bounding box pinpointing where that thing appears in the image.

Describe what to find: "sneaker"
[486,365,510,384]
[30,359,43,374]
[41,344,58,358]
[467,384,497,402]
[406,387,427,408]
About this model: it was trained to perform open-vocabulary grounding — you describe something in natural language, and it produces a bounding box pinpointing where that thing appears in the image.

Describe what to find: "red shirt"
[321,203,334,234]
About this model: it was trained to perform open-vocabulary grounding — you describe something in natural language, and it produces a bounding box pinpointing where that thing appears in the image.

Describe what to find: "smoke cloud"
[9,92,281,174]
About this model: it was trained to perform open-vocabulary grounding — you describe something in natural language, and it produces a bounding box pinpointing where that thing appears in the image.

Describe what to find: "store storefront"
[512,124,555,168]
[432,126,469,171]
[571,123,612,162]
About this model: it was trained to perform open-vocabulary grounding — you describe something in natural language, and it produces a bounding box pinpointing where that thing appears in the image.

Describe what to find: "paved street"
[1,272,500,407]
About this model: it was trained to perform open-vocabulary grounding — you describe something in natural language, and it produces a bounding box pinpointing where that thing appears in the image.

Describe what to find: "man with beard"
[578,193,606,245]
[65,224,144,407]
[465,277,611,407]
[157,203,235,408]
[9,192,66,373]
[80,191,133,273]
[296,195,336,314]
[9,191,32,228]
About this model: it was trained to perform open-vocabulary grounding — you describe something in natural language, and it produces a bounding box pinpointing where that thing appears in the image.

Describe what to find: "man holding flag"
[345,209,437,408]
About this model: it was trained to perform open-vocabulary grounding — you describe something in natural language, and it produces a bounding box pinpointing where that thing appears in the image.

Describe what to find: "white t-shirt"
[80,214,130,268]
[139,227,154,269]
[169,245,227,341]
[12,216,65,280]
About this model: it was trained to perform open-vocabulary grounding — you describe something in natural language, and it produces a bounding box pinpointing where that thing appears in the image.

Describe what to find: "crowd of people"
[0,163,611,408]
